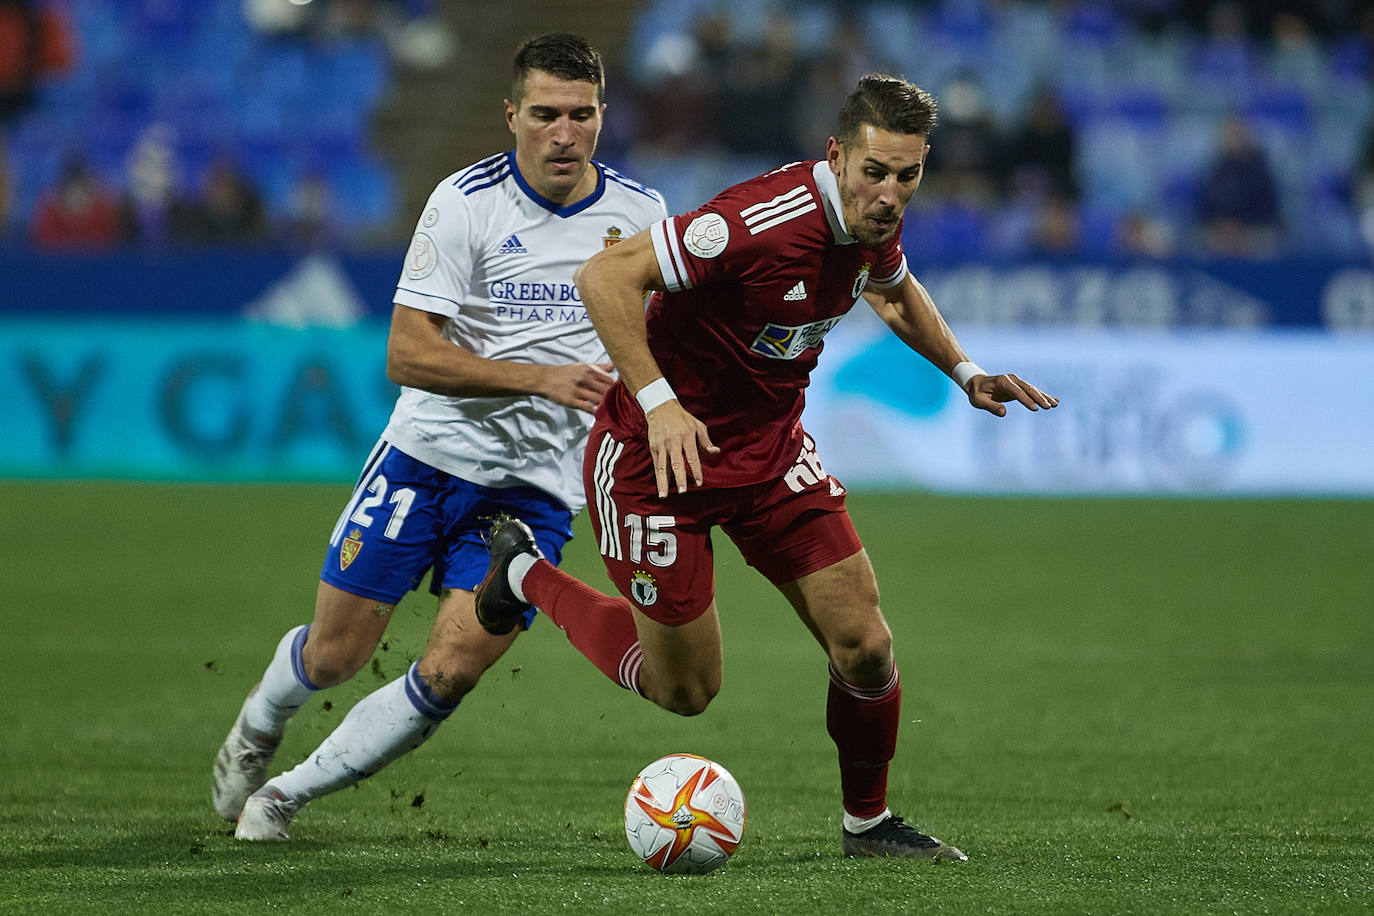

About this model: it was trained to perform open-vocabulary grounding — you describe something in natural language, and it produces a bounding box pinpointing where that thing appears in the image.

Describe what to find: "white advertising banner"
[804,316,1374,496]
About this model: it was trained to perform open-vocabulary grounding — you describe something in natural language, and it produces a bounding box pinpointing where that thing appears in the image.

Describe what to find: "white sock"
[844,807,892,834]
[507,552,537,602]
[268,662,457,805]
[243,625,320,736]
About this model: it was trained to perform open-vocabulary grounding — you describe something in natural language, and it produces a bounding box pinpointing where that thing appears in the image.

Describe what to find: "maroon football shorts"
[584,422,864,626]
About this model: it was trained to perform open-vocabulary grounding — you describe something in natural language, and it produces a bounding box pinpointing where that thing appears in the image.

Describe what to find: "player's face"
[827,126,929,247]
[506,70,605,205]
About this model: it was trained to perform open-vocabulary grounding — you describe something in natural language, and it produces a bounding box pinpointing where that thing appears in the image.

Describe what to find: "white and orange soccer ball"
[623,754,747,875]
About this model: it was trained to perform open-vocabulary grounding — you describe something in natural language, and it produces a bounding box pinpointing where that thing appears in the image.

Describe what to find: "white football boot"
[235,785,301,841]
[211,688,282,820]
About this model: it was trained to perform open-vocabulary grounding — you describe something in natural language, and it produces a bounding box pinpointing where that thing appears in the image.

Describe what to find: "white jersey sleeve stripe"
[651,218,692,292]
[867,254,910,289]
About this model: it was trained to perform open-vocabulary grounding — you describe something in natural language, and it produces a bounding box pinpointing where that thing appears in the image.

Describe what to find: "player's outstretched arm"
[575,232,718,497]
[385,304,614,413]
[863,276,1058,415]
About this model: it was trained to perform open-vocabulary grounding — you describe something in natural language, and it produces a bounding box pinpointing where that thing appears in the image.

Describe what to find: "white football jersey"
[385,152,666,512]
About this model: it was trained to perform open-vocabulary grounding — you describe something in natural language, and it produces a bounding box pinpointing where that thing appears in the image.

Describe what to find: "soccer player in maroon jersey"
[476,74,1058,860]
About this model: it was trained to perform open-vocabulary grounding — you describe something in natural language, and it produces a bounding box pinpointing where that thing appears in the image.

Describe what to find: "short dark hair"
[512,32,605,105]
[835,74,938,144]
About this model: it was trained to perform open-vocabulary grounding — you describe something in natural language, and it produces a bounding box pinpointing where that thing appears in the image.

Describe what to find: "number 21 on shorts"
[331,473,416,544]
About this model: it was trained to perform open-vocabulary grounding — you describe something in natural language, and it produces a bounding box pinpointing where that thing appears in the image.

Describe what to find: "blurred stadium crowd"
[1,0,441,251]
[5,0,1374,260]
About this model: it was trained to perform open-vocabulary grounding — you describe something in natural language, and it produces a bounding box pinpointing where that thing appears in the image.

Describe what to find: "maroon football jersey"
[597,160,907,487]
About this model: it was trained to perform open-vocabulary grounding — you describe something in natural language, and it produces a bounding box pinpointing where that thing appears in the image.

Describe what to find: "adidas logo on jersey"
[783,281,807,301]
[498,234,528,254]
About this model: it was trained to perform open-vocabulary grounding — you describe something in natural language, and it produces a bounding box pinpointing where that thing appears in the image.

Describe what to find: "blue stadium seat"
[328,156,397,232]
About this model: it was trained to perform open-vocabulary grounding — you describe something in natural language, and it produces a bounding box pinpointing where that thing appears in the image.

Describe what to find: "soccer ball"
[623,753,747,875]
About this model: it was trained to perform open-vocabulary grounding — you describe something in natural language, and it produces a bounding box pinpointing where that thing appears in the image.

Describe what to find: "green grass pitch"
[1,481,1370,913]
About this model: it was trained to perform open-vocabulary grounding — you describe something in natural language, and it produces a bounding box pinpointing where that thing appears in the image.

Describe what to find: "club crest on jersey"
[851,262,872,299]
[340,529,364,571]
[630,570,658,606]
[750,314,845,360]
[405,232,437,280]
[604,226,624,248]
[683,213,729,259]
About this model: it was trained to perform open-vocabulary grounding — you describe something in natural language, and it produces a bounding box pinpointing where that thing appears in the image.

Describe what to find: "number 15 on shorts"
[613,514,677,566]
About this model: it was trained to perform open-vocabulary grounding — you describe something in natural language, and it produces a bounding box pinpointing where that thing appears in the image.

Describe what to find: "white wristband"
[635,377,677,413]
[951,361,987,391]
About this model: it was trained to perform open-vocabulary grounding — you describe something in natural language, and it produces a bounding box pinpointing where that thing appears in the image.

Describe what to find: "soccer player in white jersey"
[212,32,667,840]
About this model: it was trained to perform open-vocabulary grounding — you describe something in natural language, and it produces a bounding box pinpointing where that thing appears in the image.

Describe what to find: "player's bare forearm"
[574,232,668,395]
[576,231,717,494]
[385,304,610,410]
[864,279,1059,415]
[863,276,968,377]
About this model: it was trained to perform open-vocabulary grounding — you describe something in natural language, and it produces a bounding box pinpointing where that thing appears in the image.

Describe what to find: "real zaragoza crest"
[340,529,364,571]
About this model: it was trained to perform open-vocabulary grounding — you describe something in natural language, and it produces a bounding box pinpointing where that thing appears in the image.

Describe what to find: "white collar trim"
[812,159,854,245]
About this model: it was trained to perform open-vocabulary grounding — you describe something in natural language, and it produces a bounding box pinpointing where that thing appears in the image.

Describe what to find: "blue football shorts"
[319,440,574,629]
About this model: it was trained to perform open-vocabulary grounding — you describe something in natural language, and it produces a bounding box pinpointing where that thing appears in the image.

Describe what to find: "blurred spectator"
[1190,1,1259,86]
[0,130,10,233]
[244,0,452,69]
[1003,88,1078,203]
[1028,195,1082,255]
[118,123,194,248]
[30,153,119,251]
[1114,209,1177,258]
[1197,115,1281,256]
[0,0,74,126]
[1332,7,1374,81]
[1269,10,1327,94]
[790,20,894,156]
[923,73,1003,207]
[633,15,726,155]
[242,0,310,38]
[278,170,337,250]
[1355,123,1374,252]
[181,157,270,245]
[0,0,42,125]
[716,12,805,161]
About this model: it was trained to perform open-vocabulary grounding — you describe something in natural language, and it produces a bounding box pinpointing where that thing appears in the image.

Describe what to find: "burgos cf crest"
[630,570,658,606]
[340,529,364,571]
[604,226,623,248]
[851,261,872,299]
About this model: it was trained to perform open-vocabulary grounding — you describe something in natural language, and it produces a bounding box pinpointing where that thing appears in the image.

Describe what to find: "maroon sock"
[522,560,644,693]
[826,664,901,819]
